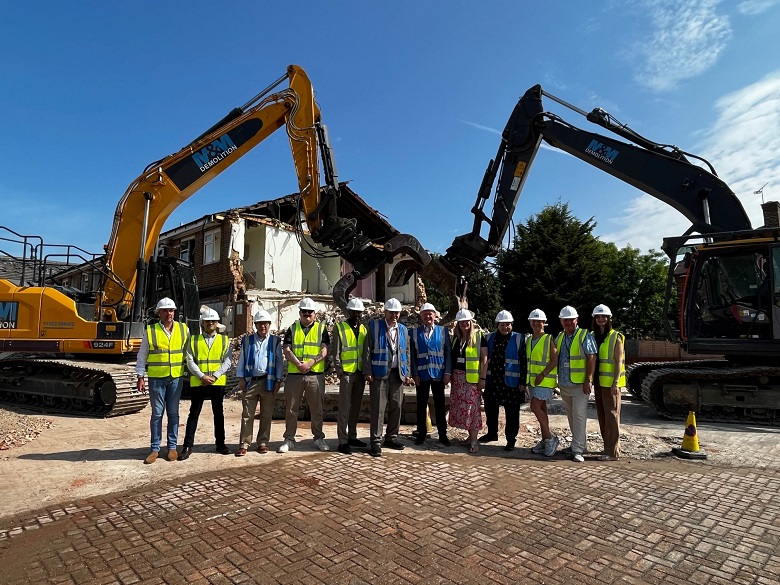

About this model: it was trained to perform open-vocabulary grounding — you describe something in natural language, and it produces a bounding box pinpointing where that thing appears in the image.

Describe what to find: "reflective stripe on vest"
[598,330,626,387]
[370,320,409,377]
[487,332,524,388]
[190,333,229,386]
[555,328,588,384]
[288,321,325,374]
[526,333,557,388]
[146,321,188,378]
[337,321,366,373]
[412,326,445,381]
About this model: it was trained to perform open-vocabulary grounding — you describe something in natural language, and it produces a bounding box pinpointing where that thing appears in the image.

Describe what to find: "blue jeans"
[148,376,183,451]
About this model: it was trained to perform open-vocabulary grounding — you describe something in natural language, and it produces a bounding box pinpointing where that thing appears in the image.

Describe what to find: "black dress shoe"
[348,438,367,448]
[369,444,382,457]
[439,436,452,447]
[478,434,499,443]
[504,442,516,452]
[383,439,405,450]
[216,444,231,455]
[337,443,353,455]
[415,436,426,446]
[178,448,192,461]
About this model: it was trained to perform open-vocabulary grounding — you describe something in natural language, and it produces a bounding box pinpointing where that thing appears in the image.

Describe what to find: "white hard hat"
[592,304,612,317]
[201,308,220,322]
[419,302,437,314]
[455,309,473,322]
[559,305,579,319]
[346,298,365,311]
[156,297,176,311]
[495,310,514,323]
[528,309,547,322]
[384,298,402,312]
[253,309,272,323]
[299,297,316,310]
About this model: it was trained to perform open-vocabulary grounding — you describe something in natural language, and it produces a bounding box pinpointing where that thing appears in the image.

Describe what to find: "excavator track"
[625,360,726,398]
[0,357,148,417]
[639,363,780,425]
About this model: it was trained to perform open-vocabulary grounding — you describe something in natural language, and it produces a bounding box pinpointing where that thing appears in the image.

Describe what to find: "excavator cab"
[143,256,200,334]
[663,230,780,359]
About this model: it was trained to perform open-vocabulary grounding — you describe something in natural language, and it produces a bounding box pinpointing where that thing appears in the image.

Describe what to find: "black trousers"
[183,386,226,448]
[484,399,521,443]
[416,379,447,437]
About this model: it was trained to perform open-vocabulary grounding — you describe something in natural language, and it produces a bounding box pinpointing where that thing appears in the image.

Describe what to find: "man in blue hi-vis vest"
[363,298,412,458]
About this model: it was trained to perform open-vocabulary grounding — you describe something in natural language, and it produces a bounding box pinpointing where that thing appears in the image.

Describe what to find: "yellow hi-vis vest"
[464,331,482,383]
[598,330,626,387]
[146,321,188,378]
[555,328,588,384]
[288,321,325,374]
[337,321,366,373]
[189,333,229,386]
[526,333,557,388]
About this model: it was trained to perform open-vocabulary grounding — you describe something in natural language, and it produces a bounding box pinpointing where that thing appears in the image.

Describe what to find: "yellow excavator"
[0,65,428,416]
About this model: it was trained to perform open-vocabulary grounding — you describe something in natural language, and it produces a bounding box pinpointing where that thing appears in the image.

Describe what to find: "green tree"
[422,256,501,330]
[602,245,668,338]
[497,202,608,334]
[496,201,668,338]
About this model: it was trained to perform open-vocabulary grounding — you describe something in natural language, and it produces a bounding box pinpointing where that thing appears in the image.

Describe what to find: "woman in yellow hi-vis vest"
[526,309,559,457]
[591,304,625,461]
[135,298,190,464]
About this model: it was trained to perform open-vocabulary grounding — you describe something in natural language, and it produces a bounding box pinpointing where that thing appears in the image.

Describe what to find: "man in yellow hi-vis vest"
[280,298,330,453]
[331,298,368,455]
[136,297,190,464]
[179,308,232,461]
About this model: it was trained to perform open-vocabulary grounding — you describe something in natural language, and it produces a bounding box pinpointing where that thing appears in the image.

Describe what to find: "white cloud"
[737,0,779,15]
[699,70,780,224]
[458,120,501,135]
[631,0,731,92]
[600,70,780,251]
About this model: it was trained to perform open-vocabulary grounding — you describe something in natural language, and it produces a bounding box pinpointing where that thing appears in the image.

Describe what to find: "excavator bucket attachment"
[332,233,430,312]
[419,257,469,323]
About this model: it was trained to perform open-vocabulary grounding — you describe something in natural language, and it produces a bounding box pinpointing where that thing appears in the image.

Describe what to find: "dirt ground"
[1,389,778,521]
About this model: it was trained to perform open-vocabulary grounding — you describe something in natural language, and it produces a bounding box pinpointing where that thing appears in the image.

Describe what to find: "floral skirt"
[448,370,483,431]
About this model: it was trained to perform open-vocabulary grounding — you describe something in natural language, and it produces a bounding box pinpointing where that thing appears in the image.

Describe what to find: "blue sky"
[2,1,779,261]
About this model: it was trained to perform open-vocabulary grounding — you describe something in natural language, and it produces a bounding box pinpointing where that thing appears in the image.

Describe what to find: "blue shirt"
[557,328,597,387]
[236,333,270,377]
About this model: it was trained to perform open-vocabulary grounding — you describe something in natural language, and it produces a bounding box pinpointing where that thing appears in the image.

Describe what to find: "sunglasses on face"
[300,310,314,315]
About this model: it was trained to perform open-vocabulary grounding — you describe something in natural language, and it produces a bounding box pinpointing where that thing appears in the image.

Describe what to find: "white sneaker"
[544,435,559,457]
[314,438,330,452]
[531,439,546,454]
[277,440,294,453]
[572,453,585,463]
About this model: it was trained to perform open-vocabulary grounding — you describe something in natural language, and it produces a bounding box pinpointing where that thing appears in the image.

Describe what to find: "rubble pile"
[0,408,53,451]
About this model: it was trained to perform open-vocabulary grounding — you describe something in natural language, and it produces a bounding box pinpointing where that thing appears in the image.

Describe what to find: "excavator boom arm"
[429,83,751,322]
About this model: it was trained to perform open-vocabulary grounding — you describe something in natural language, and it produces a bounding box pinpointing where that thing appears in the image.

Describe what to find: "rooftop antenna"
[754,182,768,204]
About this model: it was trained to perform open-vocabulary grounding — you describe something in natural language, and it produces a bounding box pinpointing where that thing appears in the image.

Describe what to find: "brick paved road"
[1,454,778,584]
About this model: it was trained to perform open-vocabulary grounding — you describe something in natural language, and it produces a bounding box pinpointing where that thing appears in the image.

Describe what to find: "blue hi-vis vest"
[412,325,445,381]
[240,334,282,391]
[487,331,525,388]
[369,319,409,377]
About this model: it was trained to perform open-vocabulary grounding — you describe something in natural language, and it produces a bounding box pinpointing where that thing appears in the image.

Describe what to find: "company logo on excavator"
[192,135,238,172]
[585,139,619,164]
[0,301,18,329]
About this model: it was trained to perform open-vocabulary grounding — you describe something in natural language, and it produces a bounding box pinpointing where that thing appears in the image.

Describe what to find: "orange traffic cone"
[671,411,707,459]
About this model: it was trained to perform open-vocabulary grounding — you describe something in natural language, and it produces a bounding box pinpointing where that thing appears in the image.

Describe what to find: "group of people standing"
[135,295,625,464]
